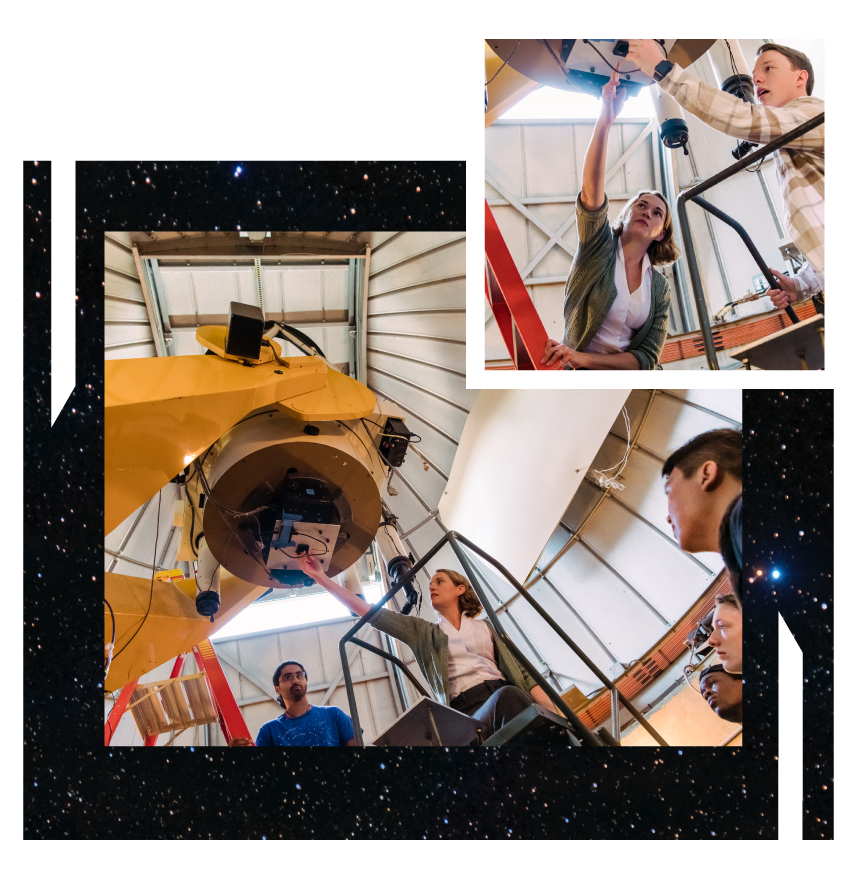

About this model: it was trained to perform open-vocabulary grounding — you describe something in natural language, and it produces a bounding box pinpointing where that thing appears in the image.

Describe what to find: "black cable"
[360,419,391,473]
[485,40,521,87]
[104,598,116,647]
[360,418,421,444]
[195,458,269,518]
[113,489,161,660]
[275,322,327,359]
[184,483,199,557]
[265,337,287,367]
[723,40,767,172]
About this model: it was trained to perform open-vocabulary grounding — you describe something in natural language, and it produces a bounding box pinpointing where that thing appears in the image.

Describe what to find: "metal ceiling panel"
[543,542,668,654]
[663,389,743,425]
[638,391,741,459]
[502,596,613,694]
[583,497,719,622]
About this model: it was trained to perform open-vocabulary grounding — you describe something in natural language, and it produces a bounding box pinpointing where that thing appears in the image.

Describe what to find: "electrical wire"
[582,40,640,75]
[592,406,632,490]
[184,483,199,557]
[338,419,381,473]
[104,597,116,679]
[265,337,287,367]
[485,40,521,87]
[360,418,421,443]
[359,419,388,473]
[113,489,161,660]
[723,40,768,172]
[194,458,270,518]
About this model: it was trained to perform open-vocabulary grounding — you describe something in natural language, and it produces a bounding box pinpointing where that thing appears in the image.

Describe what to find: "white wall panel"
[664,389,742,424]
[638,391,738,459]
[365,332,465,374]
[545,543,667,654]
[368,233,462,274]
[368,277,465,317]
[502,597,610,694]
[582,497,716,622]
[369,256,466,304]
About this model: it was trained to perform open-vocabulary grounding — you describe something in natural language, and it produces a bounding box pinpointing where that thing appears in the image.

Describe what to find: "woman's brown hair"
[611,189,681,266]
[435,568,483,618]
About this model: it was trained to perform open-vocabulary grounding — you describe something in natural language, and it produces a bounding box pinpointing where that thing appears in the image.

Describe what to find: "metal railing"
[676,112,824,370]
[339,529,669,748]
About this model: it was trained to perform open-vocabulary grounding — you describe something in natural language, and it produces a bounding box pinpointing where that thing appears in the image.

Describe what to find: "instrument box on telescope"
[225,301,265,360]
[379,417,410,467]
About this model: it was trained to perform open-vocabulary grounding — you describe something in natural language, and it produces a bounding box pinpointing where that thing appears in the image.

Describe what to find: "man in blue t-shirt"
[253,660,355,746]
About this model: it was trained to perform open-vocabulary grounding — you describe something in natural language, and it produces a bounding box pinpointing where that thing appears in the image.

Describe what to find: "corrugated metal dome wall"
[364,231,475,579]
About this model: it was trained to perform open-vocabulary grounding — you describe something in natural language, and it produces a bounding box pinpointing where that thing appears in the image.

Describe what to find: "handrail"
[339,529,669,748]
[676,111,824,369]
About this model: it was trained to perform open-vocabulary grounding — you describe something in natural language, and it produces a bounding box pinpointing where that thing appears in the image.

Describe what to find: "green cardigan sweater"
[562,194,671,370]
[367,608,537,706]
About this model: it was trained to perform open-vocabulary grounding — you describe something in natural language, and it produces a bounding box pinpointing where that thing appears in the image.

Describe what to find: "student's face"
[664,465,712,553]
[428,572,465,613]
[753,51,808,107]
[275,665,308,705]
[624,194,667,244]
[700,670,743,722]
[707,602,742,674]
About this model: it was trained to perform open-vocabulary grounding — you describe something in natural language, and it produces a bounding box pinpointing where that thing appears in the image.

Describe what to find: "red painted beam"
[485,200,552,370]
[194,640,252,745]
[104,677,139,746]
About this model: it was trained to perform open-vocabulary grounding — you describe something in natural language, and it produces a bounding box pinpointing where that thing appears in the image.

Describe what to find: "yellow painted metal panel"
[278,368,377,422]
[104,570,262,692]
[105,353,327,534]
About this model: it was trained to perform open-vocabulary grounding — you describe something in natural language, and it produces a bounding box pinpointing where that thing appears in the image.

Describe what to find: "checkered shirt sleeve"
[661,63,825,283]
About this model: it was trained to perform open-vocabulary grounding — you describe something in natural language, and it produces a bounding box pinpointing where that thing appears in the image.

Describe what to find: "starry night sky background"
[23,162,832,839]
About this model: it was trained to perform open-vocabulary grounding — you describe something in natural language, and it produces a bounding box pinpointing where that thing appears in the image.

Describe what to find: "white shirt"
[790,260,823,302]
[436,614,504,697]
[586,239,652,355]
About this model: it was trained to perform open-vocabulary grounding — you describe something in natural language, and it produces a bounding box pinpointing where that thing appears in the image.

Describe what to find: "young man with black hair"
[662,428,742,598]
[251,660,355,746]
[699,663,743,724]
[627,40,824,308]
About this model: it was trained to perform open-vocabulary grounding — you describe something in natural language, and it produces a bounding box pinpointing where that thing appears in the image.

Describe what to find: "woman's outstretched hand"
[541,339,578,369]
[599,63,626,125]
[296,553,328,584]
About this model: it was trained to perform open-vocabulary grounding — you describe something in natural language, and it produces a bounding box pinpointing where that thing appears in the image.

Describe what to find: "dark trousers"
[450,680,533,737]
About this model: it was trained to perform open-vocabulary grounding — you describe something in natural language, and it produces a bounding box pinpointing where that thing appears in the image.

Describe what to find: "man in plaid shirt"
[627,40,824,310]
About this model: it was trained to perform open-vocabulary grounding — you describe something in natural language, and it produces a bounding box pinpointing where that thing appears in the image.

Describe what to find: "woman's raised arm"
[581,64,626,212]
[297,553,372,618]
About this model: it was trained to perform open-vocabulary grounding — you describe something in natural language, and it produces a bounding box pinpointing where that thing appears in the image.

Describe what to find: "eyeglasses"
[279,672,306,683]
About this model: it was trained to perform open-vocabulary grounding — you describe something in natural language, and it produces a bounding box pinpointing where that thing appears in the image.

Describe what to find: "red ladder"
[104,640,253,746]
[485,199,552,370]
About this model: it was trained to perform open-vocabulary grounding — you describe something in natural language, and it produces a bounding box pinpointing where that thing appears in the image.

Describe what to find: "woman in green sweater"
[541,65,680,371]
[297,554,558,737]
